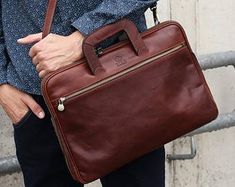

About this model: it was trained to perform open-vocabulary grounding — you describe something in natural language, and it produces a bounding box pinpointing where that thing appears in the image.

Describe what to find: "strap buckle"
[150,2,160,25]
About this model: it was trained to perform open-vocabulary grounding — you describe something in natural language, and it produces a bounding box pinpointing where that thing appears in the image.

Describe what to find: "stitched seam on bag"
[52,117,83,181]
[42,83,87,183]
[54,114,88,183]
[187,52,218,116]
[162,22,218,117]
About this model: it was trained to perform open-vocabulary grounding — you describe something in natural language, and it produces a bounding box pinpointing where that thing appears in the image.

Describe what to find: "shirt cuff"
[0,74,7,85]
[71,14,112,36]
[0,59,8,85]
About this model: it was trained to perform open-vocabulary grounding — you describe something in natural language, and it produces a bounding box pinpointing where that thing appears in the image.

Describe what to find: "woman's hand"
[0,84,45,124]
[18,31,84,78]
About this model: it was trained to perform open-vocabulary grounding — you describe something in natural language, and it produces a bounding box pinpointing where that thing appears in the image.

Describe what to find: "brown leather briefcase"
[41,0,218,184]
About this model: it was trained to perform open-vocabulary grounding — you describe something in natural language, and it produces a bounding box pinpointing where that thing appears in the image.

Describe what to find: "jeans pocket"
[13,110,33,129]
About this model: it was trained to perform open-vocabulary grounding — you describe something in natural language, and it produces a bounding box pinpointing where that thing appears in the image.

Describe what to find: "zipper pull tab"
[57,97,66,112]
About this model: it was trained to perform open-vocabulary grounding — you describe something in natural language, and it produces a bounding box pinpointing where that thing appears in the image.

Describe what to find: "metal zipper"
[57,43,185,112]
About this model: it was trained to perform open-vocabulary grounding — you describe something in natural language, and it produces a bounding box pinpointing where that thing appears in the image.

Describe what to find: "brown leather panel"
[41,20,218,183]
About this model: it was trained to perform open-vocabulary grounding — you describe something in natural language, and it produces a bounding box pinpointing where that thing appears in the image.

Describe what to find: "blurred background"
[1,0,235,186]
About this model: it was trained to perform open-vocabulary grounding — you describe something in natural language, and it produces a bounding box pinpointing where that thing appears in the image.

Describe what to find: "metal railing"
[167,51,235,160]
[0,156,20,176]
[167,112,235,160]
[1,51,235,176]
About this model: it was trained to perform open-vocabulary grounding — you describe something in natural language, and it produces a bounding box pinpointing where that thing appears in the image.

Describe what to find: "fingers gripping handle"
[83,19,148,75]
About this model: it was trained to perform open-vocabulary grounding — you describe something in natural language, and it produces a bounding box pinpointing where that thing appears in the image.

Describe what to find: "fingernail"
[17,38,23,43]
[38,112,45,119]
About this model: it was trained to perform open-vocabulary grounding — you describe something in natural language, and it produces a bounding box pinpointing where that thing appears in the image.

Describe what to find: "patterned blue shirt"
[0,0,156,95]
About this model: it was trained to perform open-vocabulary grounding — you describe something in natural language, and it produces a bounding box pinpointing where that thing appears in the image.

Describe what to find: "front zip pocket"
[57,43,186,112]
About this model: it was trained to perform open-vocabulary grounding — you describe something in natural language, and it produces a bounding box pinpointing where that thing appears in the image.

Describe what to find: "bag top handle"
[83,19,148,75]
[42,0,57,38]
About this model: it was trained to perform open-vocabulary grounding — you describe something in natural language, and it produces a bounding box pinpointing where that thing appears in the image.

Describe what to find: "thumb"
[17,33,43,45]
[22,95,45,119]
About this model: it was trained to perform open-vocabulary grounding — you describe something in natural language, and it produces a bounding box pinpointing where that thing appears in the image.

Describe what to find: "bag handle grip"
[83,19,148,75]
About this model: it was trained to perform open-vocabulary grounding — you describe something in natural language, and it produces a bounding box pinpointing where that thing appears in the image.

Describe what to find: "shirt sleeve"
[71,0,157,36]
[0,5,9,85]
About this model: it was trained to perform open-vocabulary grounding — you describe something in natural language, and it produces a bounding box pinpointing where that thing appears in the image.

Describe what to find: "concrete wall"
[1,0,235,186]
[153,0,235,187]
[0,108,23,186]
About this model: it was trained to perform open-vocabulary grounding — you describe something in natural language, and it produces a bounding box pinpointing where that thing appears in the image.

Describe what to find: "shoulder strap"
[42,0,159,38]
[42,0,57,38]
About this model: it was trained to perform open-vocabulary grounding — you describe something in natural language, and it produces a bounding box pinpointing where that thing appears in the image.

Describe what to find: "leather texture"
[41,17,218,184]
[42,0,57,38]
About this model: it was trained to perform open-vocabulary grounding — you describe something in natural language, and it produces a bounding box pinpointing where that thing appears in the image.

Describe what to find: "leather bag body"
[41,0,218,184]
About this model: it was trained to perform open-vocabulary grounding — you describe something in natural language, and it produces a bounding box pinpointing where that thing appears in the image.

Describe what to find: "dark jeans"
[13,94,165,187]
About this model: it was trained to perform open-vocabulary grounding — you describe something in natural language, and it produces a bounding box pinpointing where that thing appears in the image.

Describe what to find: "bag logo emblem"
[114,55,128,67]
